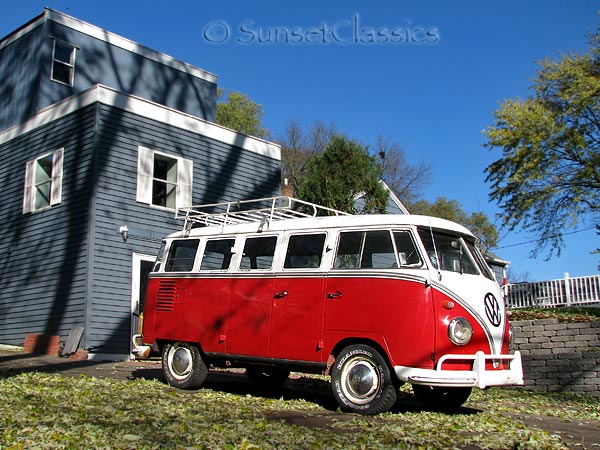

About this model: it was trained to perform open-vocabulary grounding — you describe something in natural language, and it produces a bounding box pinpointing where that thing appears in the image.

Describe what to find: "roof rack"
[176,196,349,234]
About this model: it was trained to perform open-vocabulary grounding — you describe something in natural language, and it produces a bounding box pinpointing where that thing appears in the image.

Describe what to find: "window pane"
[393,231,422,267]
[418,229,479,275]
[34,181,51,210]
[284,234,326,269]
[465,240,494,280]
[154,155,177,182]
[201,239,235,270]
[334,232,362,269]
[152,180,177,208]
[165,239,199,272]
[54,41,74,63]
[51,62,73,85]
[35,155,53,183]
[240,236,277,270]
[362,230,397,269]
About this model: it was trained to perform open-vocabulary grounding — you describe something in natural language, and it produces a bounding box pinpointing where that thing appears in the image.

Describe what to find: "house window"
[51,40,76,86]
[23,148,64,213]
[136,146,193,210]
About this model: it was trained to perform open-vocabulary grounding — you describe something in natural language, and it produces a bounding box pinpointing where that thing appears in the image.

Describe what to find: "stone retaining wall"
[510,319,600,397]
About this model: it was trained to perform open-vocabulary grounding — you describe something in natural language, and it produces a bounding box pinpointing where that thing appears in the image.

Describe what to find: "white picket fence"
[506,273,600,308]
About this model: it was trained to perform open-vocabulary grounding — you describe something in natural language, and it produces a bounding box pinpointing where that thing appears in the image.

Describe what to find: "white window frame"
[50,39,77,86]
[136,146,193,210]
[23,148,64,214]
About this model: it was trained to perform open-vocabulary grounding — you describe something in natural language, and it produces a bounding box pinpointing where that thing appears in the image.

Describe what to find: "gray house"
[0,9,281,359]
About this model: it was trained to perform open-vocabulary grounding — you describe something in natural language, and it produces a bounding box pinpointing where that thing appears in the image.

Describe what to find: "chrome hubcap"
[341,357,379,404]
[169,345,192,379]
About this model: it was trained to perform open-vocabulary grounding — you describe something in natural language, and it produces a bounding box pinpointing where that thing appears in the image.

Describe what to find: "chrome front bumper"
[395,351,524,389]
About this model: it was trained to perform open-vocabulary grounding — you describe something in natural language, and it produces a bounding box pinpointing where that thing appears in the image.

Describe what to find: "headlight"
[448,317,473,346]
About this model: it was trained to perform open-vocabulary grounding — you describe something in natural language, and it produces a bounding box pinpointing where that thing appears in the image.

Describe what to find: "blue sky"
[2,1,599,281]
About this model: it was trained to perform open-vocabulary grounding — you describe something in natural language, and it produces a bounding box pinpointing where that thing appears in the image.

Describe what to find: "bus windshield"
[418,228,479,275]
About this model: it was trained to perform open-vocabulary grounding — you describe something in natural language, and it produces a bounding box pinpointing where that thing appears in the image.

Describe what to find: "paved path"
[1,351,598,449]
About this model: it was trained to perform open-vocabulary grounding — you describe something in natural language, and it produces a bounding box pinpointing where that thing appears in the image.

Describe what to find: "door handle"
[327,291,343,299]
[274,291,288,299]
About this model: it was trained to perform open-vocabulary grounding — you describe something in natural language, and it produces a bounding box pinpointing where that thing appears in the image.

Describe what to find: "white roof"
[171,213,474,239]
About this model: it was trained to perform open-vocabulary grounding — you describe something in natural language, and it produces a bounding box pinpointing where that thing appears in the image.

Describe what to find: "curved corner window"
[165,239,199,272]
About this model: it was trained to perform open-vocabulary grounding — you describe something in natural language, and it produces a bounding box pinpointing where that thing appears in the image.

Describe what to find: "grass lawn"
[1,370,598,449]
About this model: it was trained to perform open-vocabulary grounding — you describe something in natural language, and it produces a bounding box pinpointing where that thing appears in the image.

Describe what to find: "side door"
[226,235,278,357]
[270,232,327,362]
[193,237,236,353]
[324,229,434,368]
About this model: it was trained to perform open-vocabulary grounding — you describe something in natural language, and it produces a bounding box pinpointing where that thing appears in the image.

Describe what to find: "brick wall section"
[510,319,600,397]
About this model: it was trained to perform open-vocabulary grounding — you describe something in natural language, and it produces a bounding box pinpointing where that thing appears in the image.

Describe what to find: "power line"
[491,227,597,250]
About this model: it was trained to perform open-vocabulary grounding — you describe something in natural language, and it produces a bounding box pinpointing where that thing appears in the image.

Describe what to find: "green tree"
[409,197,499,251]
[277,118,337,192]
[216,89,268,138]
[297,135,388,214]
[484,30,600,257]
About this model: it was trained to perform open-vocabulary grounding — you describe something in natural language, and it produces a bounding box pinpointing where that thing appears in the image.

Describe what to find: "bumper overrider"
[395,351,524,389]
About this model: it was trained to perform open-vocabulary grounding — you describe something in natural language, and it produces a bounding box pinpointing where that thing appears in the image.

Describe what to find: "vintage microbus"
[138,197,523,415]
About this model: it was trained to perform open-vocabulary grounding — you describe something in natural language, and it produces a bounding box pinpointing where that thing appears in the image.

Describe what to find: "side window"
[137,146,193,210]
[334,230,397,269]
[200,238,235,271]
[240,236,277,270]
[23,148,64,214]
[393,231,423,268]
[51,39,77,86]
[165,239,199,272]
[362,230,397,269]
[284,234,326,269]
[334,231,362,269]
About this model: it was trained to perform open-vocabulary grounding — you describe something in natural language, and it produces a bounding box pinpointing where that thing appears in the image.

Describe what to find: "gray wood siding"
[0,14,216,133]
[86,105,281,354]
[0,106,97,346]
[0,23,47,131]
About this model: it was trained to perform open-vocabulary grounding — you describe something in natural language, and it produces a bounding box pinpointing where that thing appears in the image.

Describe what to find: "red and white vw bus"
[138,197,523,415]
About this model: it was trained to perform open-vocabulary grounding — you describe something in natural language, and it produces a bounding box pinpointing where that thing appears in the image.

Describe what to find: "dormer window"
[51,39,77,86]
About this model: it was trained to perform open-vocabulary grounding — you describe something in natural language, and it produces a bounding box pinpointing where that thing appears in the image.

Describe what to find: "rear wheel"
[412,385,472,411]
[246,366,290,389]
[331,344,397,415]
[162,342,207,390]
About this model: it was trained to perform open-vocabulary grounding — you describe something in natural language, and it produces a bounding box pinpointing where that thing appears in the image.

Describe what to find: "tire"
[331,344,397,415]
[246,366,290,389]
[412,384,472,411]
[162,342,208,390]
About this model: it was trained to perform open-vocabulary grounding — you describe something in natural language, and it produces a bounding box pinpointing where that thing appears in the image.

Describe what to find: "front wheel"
[412,385,472,411]
[331,344,397,415]
[162,342,207,390]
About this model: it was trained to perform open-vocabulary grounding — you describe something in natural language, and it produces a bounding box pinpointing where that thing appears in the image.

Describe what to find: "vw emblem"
[484,293,502,327]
